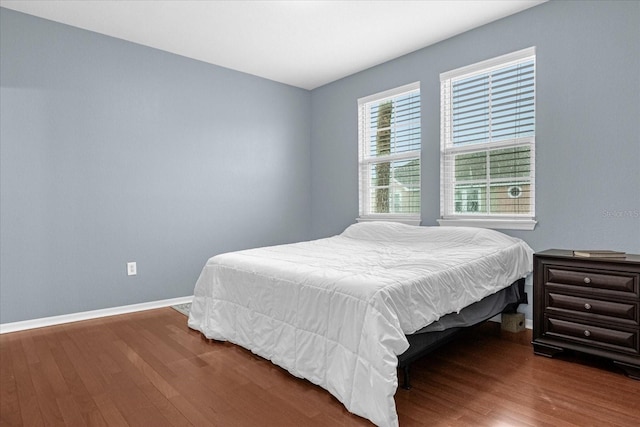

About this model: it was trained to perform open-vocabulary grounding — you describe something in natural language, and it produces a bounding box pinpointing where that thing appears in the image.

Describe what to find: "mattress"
[188,222,533,426]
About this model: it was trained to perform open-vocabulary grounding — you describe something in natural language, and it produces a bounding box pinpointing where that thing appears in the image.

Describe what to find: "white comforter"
[188,222,533,426]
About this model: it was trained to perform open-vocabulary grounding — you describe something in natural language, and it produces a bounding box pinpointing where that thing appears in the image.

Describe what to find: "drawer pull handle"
[583,277,592,284]
[584,303,592,310]
[584,330,591,337]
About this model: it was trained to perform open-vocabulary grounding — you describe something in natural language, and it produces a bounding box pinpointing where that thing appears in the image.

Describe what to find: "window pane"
[368,95,420,157]
[452,74,490,145]
[452,60,534,146]
[454,183,486,214]
[372,161,390,187]
[395,126,421,152]
[369,101,393,156]
[391,187,420,214]
[371,187,420,214]
[489,182,532,214]
[489,146,531,179]
[455,151,486,181]
[393,158,420,186]
[368,159,420,214]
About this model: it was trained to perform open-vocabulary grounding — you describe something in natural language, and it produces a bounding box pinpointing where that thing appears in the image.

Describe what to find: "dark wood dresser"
[532,249,640,379]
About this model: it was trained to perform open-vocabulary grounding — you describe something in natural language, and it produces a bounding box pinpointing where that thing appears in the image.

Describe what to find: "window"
[439,47,536,230]
[357,82,421,224]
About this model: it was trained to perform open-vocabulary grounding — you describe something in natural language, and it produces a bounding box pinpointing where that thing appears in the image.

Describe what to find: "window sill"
[437,218,537,231]
[357,216,422,226]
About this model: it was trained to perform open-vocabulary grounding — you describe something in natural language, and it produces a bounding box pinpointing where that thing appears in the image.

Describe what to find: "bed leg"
[401,365,412,390]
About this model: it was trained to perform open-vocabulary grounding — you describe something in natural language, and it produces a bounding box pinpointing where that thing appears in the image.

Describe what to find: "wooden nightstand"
[532,249,640,379]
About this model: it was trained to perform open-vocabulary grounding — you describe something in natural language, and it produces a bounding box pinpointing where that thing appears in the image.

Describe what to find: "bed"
[188,222,533,427]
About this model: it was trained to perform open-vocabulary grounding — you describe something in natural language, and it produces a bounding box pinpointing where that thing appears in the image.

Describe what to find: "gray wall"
[310,0,640,251]
[310,0,639,320]
[1,9,311,323]
[2,1,639,325]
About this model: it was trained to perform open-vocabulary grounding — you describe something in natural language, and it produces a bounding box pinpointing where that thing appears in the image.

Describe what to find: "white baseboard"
[0,295,193,334]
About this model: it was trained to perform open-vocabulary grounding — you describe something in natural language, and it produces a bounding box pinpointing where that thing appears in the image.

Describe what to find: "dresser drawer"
[547,292,639,325]
[545,317,639,355]
[546,267,639,298]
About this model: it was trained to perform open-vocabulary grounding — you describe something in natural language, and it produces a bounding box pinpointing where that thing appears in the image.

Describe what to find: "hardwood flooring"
[1,308,639,426]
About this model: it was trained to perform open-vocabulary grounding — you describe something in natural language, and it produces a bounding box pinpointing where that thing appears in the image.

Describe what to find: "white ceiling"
[0,0,545,90]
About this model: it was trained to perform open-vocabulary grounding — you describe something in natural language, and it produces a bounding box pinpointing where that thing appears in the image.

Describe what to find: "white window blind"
[439,48,536,230]
[358,82,421,224]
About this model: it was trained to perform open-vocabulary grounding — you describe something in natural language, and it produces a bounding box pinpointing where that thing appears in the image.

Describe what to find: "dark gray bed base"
[397,278,526,389]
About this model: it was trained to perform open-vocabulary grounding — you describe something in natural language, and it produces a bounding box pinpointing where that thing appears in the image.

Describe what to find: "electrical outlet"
[127,262,137,276]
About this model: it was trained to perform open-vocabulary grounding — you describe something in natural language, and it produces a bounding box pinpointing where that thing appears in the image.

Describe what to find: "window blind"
[451,60,535,145]
[358,82,421,221]
[440,48,535,223]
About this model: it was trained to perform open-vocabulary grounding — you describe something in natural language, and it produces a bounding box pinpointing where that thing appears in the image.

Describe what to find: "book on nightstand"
[573,250,627,258]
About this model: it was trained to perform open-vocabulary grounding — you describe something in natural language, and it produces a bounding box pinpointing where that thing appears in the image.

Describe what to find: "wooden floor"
[1,308,639,426]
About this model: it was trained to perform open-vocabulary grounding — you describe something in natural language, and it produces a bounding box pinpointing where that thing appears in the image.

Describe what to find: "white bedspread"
[188,222,533,426]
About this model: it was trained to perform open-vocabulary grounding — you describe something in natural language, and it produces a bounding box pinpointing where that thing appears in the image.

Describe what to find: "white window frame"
[357,82,421,225]
[438,47,537,231]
